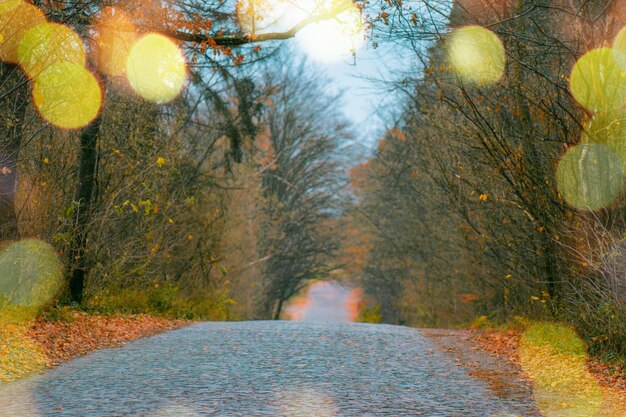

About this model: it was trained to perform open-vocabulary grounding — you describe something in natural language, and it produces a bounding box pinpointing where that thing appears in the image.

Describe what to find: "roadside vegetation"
[348,0,626,372]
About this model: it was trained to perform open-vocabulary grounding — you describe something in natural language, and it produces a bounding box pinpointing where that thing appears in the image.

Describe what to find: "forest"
[0,0,625,369]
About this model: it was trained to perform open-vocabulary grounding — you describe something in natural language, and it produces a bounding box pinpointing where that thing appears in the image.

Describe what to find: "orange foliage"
[388,127,406,141]
[459,293,480,304]
[283,296,311,321]
[348,161,370,191]
[27,311,186,365]
[344,287,363,321]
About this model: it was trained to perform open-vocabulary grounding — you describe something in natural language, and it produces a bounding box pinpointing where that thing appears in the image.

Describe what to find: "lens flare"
[126,33,186,104]
[0,2,46,64]
[295,2,364,63]
[0,0,20,13]
[447,25,505,86]
[92,7,137,76]
[519,323,602,417]
[556,143,624,210]
[17,22,86,77]
[570,47,626,113]
[582,112,626,169]
[32,62,102,129]
[0,239,62,311]
[583,112,626,144]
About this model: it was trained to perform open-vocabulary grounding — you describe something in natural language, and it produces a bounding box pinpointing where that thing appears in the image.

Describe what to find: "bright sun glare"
[296,5,364,63]
[238,0,365,63]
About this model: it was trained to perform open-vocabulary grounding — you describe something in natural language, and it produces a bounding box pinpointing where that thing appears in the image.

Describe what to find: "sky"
[297,40,415,151]
[235,0,422,152]
[247,0,421,153]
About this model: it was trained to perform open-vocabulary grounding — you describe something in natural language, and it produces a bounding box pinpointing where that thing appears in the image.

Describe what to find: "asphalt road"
[0,321,536,416]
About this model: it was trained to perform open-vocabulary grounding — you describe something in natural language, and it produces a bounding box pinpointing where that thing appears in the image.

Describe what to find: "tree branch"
[156,2,354,46]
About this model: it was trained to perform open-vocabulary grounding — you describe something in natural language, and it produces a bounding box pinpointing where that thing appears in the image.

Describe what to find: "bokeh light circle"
[0,2,46,64]
[519,323,602,417]
[556,143,624,210]
[0,0,21,14]
[582,111,626,145]
[92,7,137,76]
[32,62,102,129]
[125,33,186,104]
[447,25,505,86]
[613,25,626,70]
[570,47,626,113]
[0,239,62,311]
[17,22,86,77]
[582,112,626,172]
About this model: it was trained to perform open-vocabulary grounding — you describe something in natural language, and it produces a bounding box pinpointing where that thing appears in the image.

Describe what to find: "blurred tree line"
[351,0,626,359]
[0,0,348,320]
[4,0,626,363]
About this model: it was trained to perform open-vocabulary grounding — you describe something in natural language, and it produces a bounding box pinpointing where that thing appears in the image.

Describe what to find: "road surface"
[0,321,537,416]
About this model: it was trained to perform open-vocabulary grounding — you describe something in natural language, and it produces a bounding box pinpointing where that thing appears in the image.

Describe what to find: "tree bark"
[0,64,28,242]
[513,0,560,302]
[67,114,103,303]
[273,296,285,320]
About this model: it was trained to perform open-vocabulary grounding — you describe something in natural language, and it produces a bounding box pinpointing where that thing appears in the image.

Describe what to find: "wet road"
[0,321,536,416]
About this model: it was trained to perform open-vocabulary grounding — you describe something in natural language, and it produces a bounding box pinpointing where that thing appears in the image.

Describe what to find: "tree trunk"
[0,64,28,242]
[513,0,560,302]
[273,297,285,320]
[67,114,103,303]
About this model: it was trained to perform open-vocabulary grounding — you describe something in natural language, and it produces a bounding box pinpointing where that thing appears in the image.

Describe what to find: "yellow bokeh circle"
[126,33,186,104]
[0,0,21,14]
[570,47,626,113]
[447,25,505,86]
[0,239,63,312]
[582,112,626,169]
[556,143,624,210]
[519,323,602,417]
[32,62,102,129]
[17,22,86,77]
[612,25,626,70]
[0,2,46,64]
